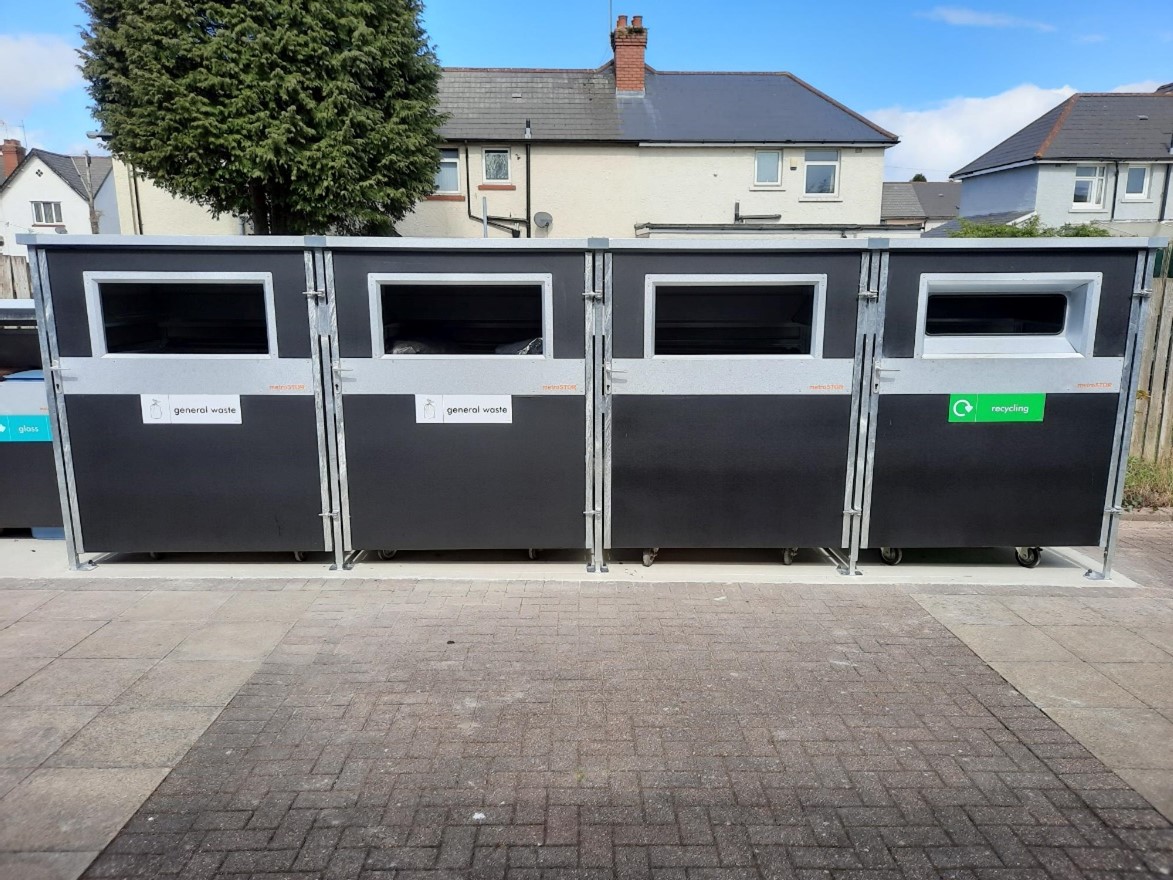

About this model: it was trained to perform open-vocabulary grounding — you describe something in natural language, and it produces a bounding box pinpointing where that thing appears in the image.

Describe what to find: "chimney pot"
[616,14,628,29]
[632,15,643,27]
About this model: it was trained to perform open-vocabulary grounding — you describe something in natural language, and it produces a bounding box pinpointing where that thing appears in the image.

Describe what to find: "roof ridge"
[1035,94,1079,159]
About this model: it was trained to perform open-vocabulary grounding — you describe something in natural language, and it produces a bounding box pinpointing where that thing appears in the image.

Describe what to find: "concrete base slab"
[0,851,98,880]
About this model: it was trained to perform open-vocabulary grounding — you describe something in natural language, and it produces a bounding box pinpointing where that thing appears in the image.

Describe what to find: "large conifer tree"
[81,0,445,234]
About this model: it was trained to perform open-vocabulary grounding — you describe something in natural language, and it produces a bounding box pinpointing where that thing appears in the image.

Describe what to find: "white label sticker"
[415,394,512,424]
[141,394,243,425]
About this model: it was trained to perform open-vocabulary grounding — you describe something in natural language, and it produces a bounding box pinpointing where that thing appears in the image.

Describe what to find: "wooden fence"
[1131,244,1173,461]
[0,254,31,299]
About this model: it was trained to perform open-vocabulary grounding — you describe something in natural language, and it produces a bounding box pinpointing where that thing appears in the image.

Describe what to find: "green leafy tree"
[950,215,1111,238]
[81,0,446,234]
[910,173,927,182]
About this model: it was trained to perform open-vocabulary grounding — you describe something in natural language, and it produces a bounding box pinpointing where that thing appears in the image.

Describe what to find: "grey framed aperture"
[862,238,1157,572]
[323,238,595,565]
[604,242,868,564]
[21,236,334,563]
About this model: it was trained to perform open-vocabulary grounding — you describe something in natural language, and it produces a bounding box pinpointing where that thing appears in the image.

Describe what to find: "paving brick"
[66,579,1172,880]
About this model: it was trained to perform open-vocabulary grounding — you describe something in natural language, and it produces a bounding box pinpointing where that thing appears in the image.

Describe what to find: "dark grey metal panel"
[868,394,1116,548]
[330,250,587,359]
[611,251,864,359]
[344,395,586,550]
[883,250,1137,358]
[610,395,851,548]
[65,395,325,552]
[0,444,63,528]
[44,248,312,359]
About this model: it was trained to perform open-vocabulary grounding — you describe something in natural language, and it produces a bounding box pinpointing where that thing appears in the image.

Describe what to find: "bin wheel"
[293,551,307,562]
[1014,546,1042,568]
[377,549,397,561]
[527,548,540,560]
[880,547,903,566]
[641,548,659,567]
[148,552,162,561]
[781,548,798,566]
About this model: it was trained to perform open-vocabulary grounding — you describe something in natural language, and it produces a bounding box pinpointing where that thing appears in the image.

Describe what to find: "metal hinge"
[1134,289,1152,300]
[1105,505,1123,515]
[843,507,862,518]
[319,510,340,520]
[304,289,325,300]
[859,289,879,301]
[583,508,600,519]
[583,289,603,301]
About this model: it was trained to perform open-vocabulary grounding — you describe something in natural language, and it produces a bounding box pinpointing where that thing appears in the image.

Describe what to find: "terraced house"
[396,15,899,239]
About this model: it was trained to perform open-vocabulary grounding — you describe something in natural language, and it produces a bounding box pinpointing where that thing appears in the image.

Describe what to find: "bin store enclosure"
[25,238,334,566]
[0,300,61,531]
[20,234,1163,576]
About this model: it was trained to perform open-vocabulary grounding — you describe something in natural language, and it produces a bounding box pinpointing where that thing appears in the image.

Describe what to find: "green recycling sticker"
[948,394,1046,423]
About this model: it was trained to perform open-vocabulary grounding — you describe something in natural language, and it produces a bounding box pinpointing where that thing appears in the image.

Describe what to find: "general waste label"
[948,394,1046,423]
[0,414,52,442]
[141,395,242,425]
[415,395,512,424]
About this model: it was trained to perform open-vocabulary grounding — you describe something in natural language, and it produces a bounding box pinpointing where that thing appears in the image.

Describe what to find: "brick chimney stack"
[611,14,647,95]
[1,139,26,182]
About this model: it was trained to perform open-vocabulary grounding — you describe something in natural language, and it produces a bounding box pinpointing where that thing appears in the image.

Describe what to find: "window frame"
[644,274,828,360]
[482,148,511,183]
[434,148,461,194]
[753,150,782,187]
[1071,165,1107,210]
[1123,164,1151,201]
[31,201,63,225]
[82,271,278,360]
[366,272,554,359]
[914,272,1102,359]
[802,149,840,198]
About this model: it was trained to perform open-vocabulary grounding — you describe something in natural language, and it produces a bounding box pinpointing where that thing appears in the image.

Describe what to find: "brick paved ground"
[1117,521,1173,592]
[79,582,1173,880]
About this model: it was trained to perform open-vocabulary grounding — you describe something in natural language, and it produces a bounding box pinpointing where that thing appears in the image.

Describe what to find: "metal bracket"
[843,507,862,518]
[1104,505,1123,515]
[1133,290,1152,300]
[858,289,879,301]
[304,289,325,299]
[583,289,603,301]
[319,510,340,520]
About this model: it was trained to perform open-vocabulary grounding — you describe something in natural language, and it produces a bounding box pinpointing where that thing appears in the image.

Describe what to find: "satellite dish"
[534,212,553,229]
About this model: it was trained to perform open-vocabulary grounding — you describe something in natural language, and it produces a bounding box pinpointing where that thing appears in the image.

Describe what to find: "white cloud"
[1074,34,1106,44]
[1111,80,1161,93]
[0,35,83,118]
[919,6,1055,32]
[868,84,1076,180]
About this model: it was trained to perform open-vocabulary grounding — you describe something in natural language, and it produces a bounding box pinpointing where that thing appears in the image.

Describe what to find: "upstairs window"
[754,150,781,186]
[434,149,459,193]
[1072,165,1106,208]
[31,201,62,224]
[483,149,510,182]
[1124,165,1150,200]
[804,149,839,195]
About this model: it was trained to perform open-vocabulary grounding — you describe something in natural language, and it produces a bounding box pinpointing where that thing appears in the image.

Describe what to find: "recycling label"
[949,394,1046,423]
[0,415,52,442]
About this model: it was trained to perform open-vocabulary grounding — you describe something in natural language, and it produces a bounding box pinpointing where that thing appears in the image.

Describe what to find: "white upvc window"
[1072,165,1106,208]
[803,149,839,196]
[1123,165,1150,200]
[754,150,782,186]
[434,148,460,193]
[483,148,510,182]
[31,201,63,224]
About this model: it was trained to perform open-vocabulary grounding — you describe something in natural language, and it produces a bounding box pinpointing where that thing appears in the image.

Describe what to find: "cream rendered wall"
[0,156,94,257]
[398,144,888,239]
[109,159,243,236]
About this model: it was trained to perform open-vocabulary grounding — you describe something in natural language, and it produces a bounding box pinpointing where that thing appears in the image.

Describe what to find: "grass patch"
[1123,456,1173,509]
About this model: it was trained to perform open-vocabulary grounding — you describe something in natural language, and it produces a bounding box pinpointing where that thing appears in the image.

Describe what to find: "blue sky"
[2,1,1168,179]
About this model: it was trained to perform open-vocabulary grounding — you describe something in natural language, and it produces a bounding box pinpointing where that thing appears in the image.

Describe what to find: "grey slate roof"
[438,65,898,145]
[0,148,113,200]
[881,181,960,221]
[953,91,1173,178]
[923,210,1033,238]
